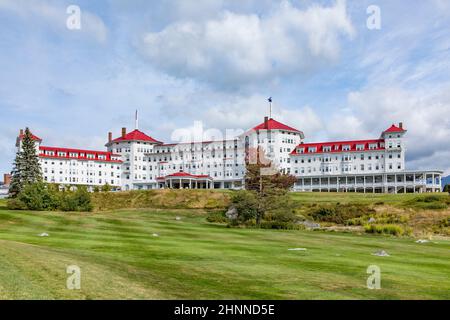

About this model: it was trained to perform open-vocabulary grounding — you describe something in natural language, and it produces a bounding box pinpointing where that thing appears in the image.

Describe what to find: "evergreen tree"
[9,128,42,197]
[244,146,296,225]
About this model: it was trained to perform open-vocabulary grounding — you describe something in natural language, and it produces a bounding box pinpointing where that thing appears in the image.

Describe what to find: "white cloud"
[139,0,354,88]
[326,85,450,175]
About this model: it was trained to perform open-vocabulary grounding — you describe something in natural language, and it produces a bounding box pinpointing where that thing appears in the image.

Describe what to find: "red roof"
[112,129,162,144]
[383,124,406,133]
[19,133,42,142]
[157,171,212,180]
[291,139,385,155]
[39,146,122,163]
[252,118,302,133]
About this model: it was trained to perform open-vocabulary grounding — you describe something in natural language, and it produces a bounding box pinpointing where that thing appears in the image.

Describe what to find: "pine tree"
[9,128,42,197]
[244,146,296,225]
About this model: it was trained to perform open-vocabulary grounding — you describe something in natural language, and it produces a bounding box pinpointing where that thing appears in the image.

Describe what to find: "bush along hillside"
[7,182,93,212]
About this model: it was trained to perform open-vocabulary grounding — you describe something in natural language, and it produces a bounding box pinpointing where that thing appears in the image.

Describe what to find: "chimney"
[121,127,126,138]
[399,122,403,129]
[108,132,112,143]
[264,116,269,129]
[19,129,24,136]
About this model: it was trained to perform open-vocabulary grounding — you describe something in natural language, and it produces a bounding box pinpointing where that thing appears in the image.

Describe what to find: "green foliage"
[404,195,449,210]
[206,211,229,223]
[443,184,449,193]
[243,160,297,225]
[93,186,100,193]
[347,213,409,226]
[310,204,375,224]
[7,183,92,212]
[9,128,42,197]
[364,224,411,236]
[101,183,112,192]
[258,221,303,230]
[59,186,93,212]
[12,182,59,211]
[230,190,259,223]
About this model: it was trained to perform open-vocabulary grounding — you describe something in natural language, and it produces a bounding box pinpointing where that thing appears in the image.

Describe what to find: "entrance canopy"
[156,171,214,189]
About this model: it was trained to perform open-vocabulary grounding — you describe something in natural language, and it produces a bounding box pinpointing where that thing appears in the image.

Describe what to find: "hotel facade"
[16,116,443,193]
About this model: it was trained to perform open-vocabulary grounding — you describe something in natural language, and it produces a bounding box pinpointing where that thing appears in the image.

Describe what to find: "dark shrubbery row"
[310,204,376,224]
[404,195,450,210]
[7,182,93,212]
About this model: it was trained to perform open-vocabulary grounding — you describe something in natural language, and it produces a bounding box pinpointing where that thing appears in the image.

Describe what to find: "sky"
[1,0,450,177]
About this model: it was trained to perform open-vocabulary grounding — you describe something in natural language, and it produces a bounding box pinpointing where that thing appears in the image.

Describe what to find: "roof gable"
[383,124,406,133]
[252,118,301,133]
[112,129,161,144]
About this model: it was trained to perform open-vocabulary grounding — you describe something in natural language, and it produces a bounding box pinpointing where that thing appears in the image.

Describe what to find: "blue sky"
[1,0,450,176]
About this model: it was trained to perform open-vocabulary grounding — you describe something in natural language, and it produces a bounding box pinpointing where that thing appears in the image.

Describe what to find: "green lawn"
[0,199,449,299]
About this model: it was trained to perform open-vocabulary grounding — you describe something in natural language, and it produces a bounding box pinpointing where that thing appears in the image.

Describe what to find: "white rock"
[368,217,376,223]
[416,239,429,244]
[372,250,390,257]
[175,216,181,221]
[152,233,159,237]
[288,248,307,251]
[38,233,49,237]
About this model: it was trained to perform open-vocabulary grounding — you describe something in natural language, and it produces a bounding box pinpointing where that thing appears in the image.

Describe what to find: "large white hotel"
[16,115,443,193]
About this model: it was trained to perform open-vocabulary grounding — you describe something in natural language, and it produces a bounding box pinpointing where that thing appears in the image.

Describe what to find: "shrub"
[364,224,411,236]
[59,187,93,212]
[15,182,59,211]
[310,204,375,224]
[230,190,259,223]
[6,198,27,210]
[206,211,229,223]
[7,183,93,212]
[101,183,112,192]
[259,221,303,230]
[405,195,449,210]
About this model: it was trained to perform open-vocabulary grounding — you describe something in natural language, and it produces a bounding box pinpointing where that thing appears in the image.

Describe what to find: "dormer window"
[308,147,317,153]
[323,146,331,152]
[356,144,364,151]
[342,145,351,151]
[297,147,305,154]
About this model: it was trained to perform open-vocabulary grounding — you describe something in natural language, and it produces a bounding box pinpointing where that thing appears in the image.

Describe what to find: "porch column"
[404,173,407,193]
[363,176,366,193]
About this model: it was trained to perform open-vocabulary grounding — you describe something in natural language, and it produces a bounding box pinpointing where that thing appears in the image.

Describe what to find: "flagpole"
[268,97,272,119]
[135,110,139,130]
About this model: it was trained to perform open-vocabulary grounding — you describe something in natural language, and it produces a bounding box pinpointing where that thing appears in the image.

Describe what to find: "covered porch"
[157,172,214,189]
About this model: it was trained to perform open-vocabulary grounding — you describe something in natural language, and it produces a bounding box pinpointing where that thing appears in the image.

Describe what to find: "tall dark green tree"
[9,128,42,197]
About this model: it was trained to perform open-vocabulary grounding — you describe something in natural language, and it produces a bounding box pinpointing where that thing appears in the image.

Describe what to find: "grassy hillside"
[0,199,449,299]
[92,189,230,211]
[90,190,450,237]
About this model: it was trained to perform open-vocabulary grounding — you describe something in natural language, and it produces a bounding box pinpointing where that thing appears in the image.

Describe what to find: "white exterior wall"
[18,120,442,193]
[40,158,121,187]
